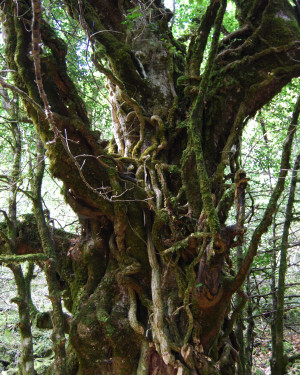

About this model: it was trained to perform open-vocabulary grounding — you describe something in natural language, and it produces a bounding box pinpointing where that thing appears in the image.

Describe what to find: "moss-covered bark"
[1,0,300,374]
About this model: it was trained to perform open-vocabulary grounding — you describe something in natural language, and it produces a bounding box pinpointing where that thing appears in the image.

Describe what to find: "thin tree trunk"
[9,264,36,375]
[245,275,254,375]
[235,153,246,375]
[30,138,67,375]
[270,214,278,370]
[6,117,35,375]
[236,244,246,375]
[271,152,300,375]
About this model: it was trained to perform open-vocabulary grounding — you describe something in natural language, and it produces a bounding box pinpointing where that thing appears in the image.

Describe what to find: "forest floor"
[252,327,300,374]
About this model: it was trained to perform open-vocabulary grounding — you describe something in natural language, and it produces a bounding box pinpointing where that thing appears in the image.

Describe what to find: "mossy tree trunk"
[9,263,36,375]
[1,0,300,374]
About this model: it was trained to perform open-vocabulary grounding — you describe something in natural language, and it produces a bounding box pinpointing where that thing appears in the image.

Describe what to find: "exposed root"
[146,227,174,365]
[148,168,163,210]
[150,115,167,155]
[137,340,150,375]
[128,287,145,336]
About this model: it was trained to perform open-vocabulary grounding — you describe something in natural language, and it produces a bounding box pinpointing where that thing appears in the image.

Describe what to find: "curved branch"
[0,77,44,115]
[65,0,146,94]
[128,287,145,336]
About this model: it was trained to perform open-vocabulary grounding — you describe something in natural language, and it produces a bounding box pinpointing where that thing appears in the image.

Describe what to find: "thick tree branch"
[183,0,227,234]
[187,0,221,76]
[0,254,48,262]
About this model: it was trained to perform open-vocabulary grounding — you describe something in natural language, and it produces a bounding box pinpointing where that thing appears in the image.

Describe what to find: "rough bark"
[1,0,300,374]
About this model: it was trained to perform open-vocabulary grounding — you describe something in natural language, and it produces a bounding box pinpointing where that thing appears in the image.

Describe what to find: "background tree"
[271,151,300,375]
[0,92,36,375]
[0,0,300,374]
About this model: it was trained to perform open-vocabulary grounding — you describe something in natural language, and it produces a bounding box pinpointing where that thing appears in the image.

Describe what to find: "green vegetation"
[0,267,53,375]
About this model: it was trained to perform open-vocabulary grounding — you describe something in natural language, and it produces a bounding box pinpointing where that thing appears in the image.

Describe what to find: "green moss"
[13,13,40,102]
[180,147,202,218]
[260,5,300,45]
[167,96,179,126]
[152,209,170,252]
[177,75,190,85]
[17,214,41,246]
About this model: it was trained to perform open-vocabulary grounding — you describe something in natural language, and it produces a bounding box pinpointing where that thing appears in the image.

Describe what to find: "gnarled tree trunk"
[1,0,300,374]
